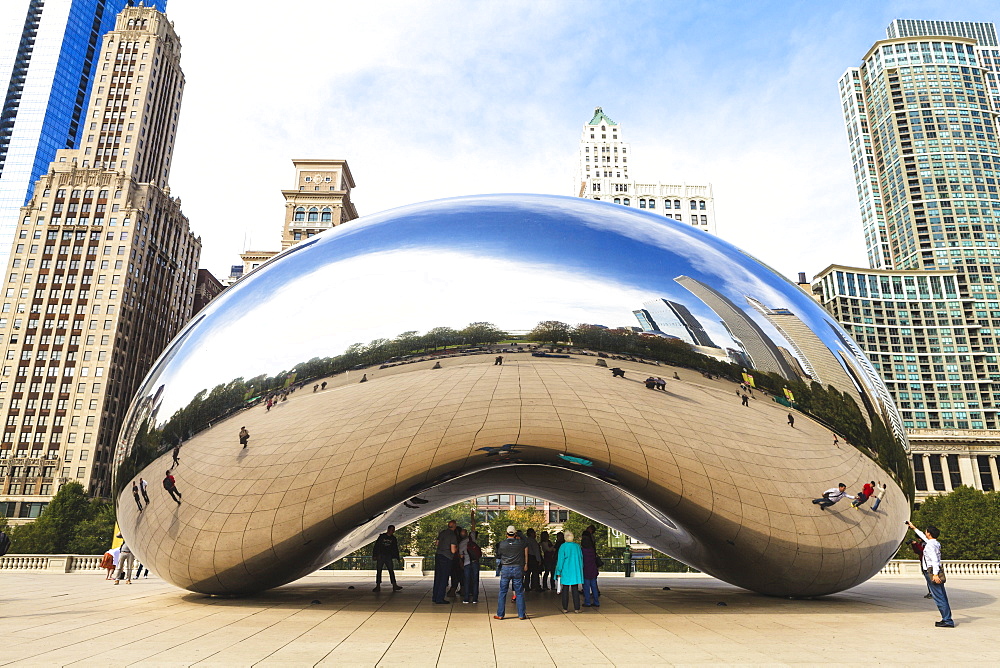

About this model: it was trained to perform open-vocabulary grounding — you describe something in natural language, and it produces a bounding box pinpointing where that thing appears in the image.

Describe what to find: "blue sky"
[164,0,1000,281]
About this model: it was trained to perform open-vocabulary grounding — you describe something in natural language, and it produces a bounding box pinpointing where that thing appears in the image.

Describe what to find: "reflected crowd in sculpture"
[112,194,913,597]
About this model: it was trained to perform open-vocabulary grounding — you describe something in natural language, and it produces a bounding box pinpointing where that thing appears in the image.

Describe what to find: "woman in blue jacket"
[554,530,584,612]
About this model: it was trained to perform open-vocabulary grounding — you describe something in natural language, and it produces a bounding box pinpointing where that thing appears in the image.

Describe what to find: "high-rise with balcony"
[819,20,1000,500]
[0,5,199,522]
[575,107,717,234]
[0,0,168,273]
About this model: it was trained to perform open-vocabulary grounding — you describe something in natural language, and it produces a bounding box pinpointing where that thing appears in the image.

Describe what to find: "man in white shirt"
[907,520,954,627]
[811,483,853,510]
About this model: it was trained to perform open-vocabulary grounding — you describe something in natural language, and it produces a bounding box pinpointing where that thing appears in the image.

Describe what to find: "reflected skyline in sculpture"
[112,194,912,597]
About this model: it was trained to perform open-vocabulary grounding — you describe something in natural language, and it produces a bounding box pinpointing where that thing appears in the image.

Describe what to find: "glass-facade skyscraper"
[817,20,1000,499]
[0,0,167,270]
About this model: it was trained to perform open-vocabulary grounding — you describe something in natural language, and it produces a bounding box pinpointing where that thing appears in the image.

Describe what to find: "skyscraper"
[575,107,717,234]
[633,298,717,348]
[675,275,797,379]
[0,0,168,271]
[0,4,198,521]
[820,19,1000,499]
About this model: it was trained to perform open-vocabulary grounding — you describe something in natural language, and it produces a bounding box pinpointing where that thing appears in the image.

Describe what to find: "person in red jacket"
[851,480,876,509]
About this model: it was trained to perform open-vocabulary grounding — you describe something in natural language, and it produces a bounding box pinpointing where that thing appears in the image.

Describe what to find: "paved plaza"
[1,571,997,666]
[122,351,902,596]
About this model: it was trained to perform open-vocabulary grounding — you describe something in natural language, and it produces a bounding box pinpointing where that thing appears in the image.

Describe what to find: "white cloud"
[162,0,1000,282]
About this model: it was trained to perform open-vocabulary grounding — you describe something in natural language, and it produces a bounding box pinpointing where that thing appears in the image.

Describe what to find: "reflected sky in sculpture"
[113,194,912,598]
[143,195,878,422]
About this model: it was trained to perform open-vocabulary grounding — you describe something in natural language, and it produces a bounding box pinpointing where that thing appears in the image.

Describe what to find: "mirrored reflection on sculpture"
[112,194,912,597]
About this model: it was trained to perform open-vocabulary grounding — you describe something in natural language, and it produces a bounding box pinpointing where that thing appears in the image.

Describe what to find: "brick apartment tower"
[0,5,200,520]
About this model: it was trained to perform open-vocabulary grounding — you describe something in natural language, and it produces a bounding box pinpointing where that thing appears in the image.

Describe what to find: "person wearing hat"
[493,525,528,620]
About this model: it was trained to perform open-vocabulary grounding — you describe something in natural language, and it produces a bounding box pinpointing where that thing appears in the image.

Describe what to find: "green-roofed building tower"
[575,107,716,234]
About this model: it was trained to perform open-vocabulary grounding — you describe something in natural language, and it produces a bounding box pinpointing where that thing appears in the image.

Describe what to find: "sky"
[162,0,1000,283]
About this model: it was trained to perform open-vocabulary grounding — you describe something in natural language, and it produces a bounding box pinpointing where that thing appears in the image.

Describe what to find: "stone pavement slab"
[0,572,997,667]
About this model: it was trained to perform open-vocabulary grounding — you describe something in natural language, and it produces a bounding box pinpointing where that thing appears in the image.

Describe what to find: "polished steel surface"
[113,194,912,596]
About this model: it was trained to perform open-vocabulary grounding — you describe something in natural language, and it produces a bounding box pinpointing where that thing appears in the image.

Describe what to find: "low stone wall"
[2,556,998,577]
[879,559,1000,576]
[0,554,104,572]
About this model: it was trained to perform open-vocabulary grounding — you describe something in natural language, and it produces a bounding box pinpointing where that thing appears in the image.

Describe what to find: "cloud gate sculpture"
[113,194,913,597]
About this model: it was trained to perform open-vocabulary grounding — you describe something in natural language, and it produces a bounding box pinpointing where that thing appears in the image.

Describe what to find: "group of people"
[811,481,888,511]
[644,376,667,391]
[99,537,148,585]
[130,478,150,512]
[423,519,602,620]
[431,518,484,605]
[128,469,182,512]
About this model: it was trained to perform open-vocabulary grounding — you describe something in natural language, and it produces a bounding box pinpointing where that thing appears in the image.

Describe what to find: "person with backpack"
[371,525,402,592]
[163,470,182,505]
[459,524,482,604]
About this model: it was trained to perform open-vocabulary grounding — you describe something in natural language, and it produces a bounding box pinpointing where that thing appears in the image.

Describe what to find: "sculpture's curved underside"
[113,195,912,596]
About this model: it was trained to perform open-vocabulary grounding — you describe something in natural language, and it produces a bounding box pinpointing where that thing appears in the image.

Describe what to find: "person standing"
[741,394,749,407]
[493,526,528,620]
[581,534,600,607]
[100,549,115,579]
[539,531,555,591]
[432,519,458,604]
[239,426,250,449]
[555,530,585,613]
[907,521,954,627]
[131,482,143,512]
[871,482,888,512]
[910,537,933,599]
[171,445,180,466]
[372,525,403,592]
[115,542,135,585]
[459,526,481,604]
[811,483,852,510]
[139,478,150,505]
[449,525,465,598]
[524,528,542,591]
[163,470,182,505]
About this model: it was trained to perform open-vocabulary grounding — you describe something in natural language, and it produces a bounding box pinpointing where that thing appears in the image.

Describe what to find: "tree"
[482,507,549,549]
[460,322,506,346]
[407,502,475,558]
[528,321,570,348]
[66,503,116,555]
[561,511,616,557]
[897,486,1000,560]
[424,326,460,350]
[7,482,101,553]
